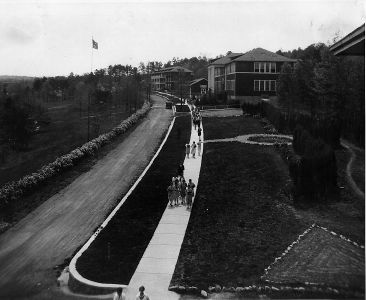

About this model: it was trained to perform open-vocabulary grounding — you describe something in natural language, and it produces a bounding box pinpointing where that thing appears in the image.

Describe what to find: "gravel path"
[0,95,172,299]
[341,139,365,200]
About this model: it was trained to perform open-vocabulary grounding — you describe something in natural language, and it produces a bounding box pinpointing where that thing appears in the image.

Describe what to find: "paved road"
[0,95,172,299]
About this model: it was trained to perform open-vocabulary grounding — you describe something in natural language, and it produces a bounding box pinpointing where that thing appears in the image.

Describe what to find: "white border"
[69,115,176,289]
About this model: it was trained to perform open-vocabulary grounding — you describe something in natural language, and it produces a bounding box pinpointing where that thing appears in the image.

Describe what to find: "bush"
[290,125,337,201]
[0,100,151,213]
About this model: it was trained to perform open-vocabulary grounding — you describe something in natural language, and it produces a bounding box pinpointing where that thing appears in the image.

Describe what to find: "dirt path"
[0,95,172,299]
[341,139,365,200]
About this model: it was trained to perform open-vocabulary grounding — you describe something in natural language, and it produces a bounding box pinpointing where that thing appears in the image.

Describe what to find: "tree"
[0,98,33,149]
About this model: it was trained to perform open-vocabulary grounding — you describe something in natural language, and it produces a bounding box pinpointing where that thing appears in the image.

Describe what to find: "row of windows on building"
[254,80,276,91]
[214,62,278,76]
[219,80,277,92]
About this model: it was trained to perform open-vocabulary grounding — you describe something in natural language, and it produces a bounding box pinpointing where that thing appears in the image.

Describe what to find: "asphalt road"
[0,95,172,299]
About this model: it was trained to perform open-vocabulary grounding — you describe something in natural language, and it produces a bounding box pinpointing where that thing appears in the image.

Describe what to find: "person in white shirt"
[113,287,125,300]
[136,285,150,300]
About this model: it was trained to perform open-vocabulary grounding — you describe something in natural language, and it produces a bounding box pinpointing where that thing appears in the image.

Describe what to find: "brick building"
[208,48,297,102]
[150,66,193,97]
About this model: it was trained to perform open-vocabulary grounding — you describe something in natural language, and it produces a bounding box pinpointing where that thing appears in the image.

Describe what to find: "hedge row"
[241,101,341,148]
[0,101,151,210]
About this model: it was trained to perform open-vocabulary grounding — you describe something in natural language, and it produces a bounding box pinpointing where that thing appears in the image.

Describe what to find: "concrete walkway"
[125,106,203,300]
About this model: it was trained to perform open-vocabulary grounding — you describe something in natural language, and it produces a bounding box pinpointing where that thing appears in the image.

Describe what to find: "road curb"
[67,111,176,295]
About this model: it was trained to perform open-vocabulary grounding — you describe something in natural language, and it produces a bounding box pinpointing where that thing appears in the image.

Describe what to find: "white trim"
[69,115,177,289]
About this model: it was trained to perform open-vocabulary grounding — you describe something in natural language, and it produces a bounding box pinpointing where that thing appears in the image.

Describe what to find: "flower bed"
[247,135,293,145]
[75,115,191,284]
[0,101,151,213]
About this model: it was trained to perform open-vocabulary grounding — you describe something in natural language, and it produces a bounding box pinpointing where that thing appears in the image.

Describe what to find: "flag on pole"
[92,39,98,50]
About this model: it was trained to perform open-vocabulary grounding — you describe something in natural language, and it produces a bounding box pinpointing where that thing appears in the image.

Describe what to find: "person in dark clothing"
[177,163,184,177]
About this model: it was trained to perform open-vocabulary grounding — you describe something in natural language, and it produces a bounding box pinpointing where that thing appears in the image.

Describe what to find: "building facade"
[190,78,208,98]
[208,48,297,102]
[150,66,193,97]
[207,53,243,95]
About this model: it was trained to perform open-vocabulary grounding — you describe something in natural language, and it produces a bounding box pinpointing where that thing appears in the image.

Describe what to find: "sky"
[0,0,364,77]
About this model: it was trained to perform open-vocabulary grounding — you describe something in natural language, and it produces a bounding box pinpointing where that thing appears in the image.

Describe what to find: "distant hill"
[0,75,35,83]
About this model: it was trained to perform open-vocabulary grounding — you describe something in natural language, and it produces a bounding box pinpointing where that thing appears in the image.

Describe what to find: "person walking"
[197,127,202,141]
[167,183,174,207]
[191,141,197,158]
[188,179,196,191]
[197,140,202,156]
[186,185,194,209]
[172,181,179,206]
[185,143,190,158]
[136,286,150,300]
[113,287,125,300]
[177,163,184,177]
[198,113,202,129]
[180,178,187,205]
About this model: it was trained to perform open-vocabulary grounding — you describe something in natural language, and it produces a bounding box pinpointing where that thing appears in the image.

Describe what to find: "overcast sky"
[0,0,364,77]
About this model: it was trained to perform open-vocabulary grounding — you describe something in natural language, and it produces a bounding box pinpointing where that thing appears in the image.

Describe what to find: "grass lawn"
[76,115,191,284]
[171,140,306,289]
[171,115,364,295]
[175,105,191,112]
[203,115,265,140]
[0,100,143,186]
[0,118,142,227]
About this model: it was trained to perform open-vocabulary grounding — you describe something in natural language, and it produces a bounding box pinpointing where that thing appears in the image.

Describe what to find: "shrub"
[290,126,337,201]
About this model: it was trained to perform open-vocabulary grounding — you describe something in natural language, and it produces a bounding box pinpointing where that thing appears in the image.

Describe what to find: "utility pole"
[87,93,90,141]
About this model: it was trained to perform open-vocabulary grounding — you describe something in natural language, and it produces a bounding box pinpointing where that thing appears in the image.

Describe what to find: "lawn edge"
[67,114,177,294]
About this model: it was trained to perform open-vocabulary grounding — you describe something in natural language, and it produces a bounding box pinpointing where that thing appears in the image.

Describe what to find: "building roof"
[159,66,193,73]
[233,48,297,62]
[209,53,243,65]
[190,78,208,86]
[329,24,365,56]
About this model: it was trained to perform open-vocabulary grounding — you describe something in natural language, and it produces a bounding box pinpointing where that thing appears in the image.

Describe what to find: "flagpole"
[91,36,93,73]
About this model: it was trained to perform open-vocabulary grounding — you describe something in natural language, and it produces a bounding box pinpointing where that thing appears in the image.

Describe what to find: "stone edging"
[205,134,293,146]
[236,134,293,146]
[68,115,177,293]
[261,223,364,284]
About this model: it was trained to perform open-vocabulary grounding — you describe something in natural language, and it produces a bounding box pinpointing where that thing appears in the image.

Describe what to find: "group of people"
[185,107,203,159]
[185,140,201,158]
[192,107,202,131]
[167,170,196,210]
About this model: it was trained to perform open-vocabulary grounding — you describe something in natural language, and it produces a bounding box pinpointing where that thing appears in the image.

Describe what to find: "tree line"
[277,43,364,147]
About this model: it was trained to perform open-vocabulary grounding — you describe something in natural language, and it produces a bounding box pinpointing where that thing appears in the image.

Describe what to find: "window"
[254,80,277,91]
[254,80,260,91]
[265,63,270,73]
[226,80,235,91]
[260,63,265,73]
[270,80,276,91]
[254,62,277,73]
[260,80,264,91]
[265,81,270,91]
[271,63,276,73]
[254,62,260,72]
